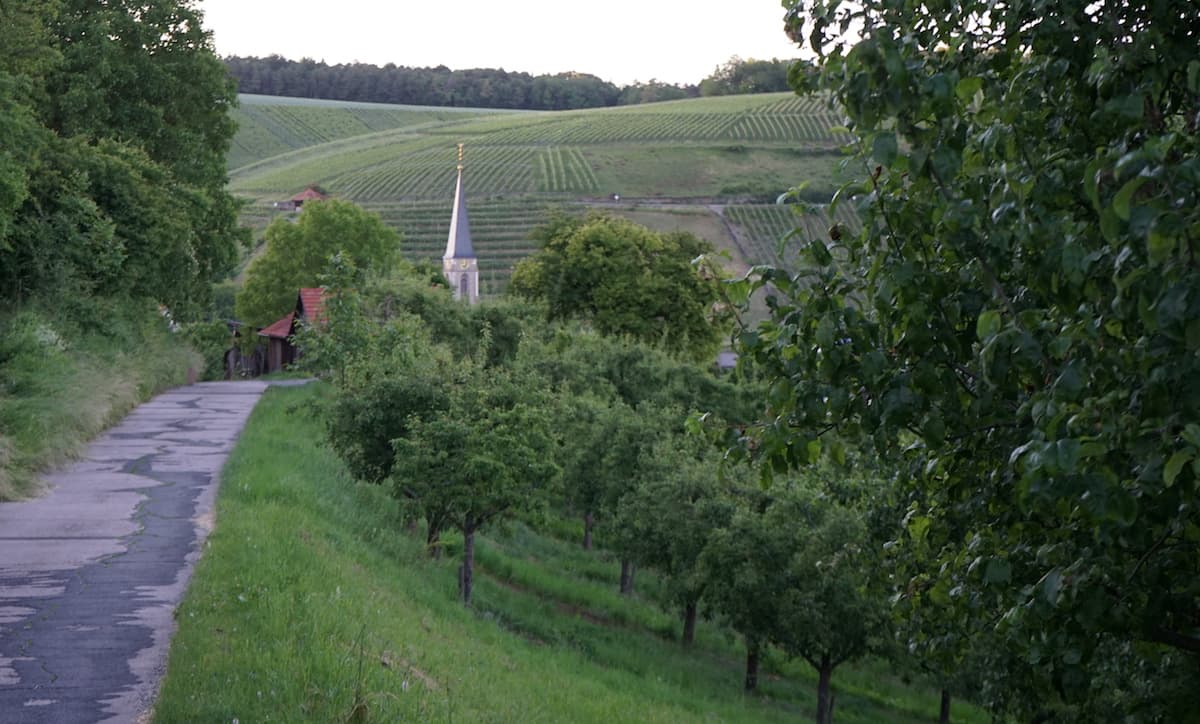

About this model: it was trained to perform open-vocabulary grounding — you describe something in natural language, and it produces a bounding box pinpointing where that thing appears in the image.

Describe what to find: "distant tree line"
[222,55,796,110]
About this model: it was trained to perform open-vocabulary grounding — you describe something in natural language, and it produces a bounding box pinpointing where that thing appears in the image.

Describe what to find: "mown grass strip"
[155,384,985,723]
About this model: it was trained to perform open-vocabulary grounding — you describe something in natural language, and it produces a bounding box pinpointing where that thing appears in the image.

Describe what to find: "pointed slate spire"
[443,144,479,304]
[444,144,476,260]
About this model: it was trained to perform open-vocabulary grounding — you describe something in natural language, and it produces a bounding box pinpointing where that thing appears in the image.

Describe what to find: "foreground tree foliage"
[0,0,244,316]
[727,0,1200,717]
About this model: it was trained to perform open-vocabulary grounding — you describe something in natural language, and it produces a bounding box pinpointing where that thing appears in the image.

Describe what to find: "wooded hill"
[228,92,857,295]
[223,55,795,111]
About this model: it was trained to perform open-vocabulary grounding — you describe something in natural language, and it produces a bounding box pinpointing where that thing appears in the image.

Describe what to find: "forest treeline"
[223,55,795,109]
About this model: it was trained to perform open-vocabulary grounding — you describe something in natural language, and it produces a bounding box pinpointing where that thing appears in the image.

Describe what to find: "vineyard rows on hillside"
[723,203,862,269]
[231,93,858,296]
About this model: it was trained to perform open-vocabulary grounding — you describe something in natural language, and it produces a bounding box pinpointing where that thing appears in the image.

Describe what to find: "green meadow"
[153,384,987,723]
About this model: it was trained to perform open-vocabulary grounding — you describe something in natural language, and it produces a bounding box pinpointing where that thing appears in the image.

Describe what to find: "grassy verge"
[0,301,201,500]
[155,383,989,723]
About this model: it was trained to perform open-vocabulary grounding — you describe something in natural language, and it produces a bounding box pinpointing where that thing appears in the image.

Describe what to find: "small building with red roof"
[258,288,328,373]
[274,185,329,211]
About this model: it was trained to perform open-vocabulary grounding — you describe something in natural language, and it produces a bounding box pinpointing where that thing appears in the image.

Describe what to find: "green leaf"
[1113,175,1147,221]
[1188,60,1200,94]
[830,440,847,466]
[931,145,961,180]
[976,310,1002,340]
[808,238,833,266]
[1147,231,1174,265]
[955,76,982,103]
[1164,451,1192,488]
[872,132,898,166]
[907,515,931,544]
[984,558,1011,584]
[1039,568,1063,604]
[923,415,946,445]
[1083,158,1102,211]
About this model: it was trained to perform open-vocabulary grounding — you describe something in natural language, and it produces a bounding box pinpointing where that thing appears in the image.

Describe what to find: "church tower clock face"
[459,259,470,269]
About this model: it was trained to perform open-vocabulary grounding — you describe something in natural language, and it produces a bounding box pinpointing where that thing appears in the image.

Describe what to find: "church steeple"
[443,144,479,304]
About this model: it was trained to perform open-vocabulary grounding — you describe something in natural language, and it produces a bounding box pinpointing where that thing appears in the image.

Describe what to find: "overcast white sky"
[197,1,800,86]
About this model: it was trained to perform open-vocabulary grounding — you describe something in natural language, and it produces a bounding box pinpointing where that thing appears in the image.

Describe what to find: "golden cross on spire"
[457,143,465,171]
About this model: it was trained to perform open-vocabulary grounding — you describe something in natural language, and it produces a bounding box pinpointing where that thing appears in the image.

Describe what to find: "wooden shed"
[258,288,328,374]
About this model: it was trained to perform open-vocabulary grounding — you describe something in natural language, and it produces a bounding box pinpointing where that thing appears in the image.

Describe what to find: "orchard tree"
[236,199,400,326]
[389,363,559,604]
[727,0,1200,716]
[509,213,727,361]
[612,435,736,645]
[701,482,883,717]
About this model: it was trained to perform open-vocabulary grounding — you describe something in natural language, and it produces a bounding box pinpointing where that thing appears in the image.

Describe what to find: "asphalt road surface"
[0,381,273,723]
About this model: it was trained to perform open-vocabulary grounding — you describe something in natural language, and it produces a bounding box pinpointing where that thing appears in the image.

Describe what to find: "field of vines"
[537,147,600,193]
[229,91,852,223]
[724,203,863,269]
[228,98,507,170]
[363,198,583,295]
[332,145,541,201]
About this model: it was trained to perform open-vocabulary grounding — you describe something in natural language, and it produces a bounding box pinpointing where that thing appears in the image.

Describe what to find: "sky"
[197,1,801,87]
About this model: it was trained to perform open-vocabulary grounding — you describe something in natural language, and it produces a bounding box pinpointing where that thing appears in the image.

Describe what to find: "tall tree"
[730,0,1200,716]
[2,0,246,313]
[236,199,400,326]
[509,213,727,361]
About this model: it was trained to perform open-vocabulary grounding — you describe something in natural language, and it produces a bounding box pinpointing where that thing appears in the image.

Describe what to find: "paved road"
[0,381,272,723]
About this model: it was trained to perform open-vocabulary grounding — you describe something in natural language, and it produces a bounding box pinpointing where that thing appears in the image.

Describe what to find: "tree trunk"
[744,641,760,692]
[939,687,951,724]
[460,522,475,605]
[816,655,833,724]
[583,512,594,550]
[426,524,441,559]
[619,559,637,596]
[682,600,698,646]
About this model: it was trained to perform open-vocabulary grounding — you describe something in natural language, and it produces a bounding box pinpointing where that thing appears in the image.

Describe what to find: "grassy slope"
[225,93,855,292]
[0,305,201,500]
[154,384,987,723]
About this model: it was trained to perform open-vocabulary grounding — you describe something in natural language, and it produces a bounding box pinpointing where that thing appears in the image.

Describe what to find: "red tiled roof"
[298,288,327,325]
[290,187,327,202]
[258,312,295,339]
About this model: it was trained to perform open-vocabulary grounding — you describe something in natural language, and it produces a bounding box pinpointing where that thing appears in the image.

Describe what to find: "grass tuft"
[0,303,200,500]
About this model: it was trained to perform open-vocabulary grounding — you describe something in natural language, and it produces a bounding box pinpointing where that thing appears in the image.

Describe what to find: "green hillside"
[227,93,855,292]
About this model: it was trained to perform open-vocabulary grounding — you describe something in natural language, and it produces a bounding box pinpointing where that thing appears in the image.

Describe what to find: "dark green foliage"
[181,321,232,382]
[509,214,727,361]
[235,199,400,326]
[390,362,560,603]
[727,0,1200,716]
[700,56,796,96]
[226,55,703,110]
[701,481,886,719]
[0,0,245,317]
[326,375,449,484]
[612,436,738,642]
